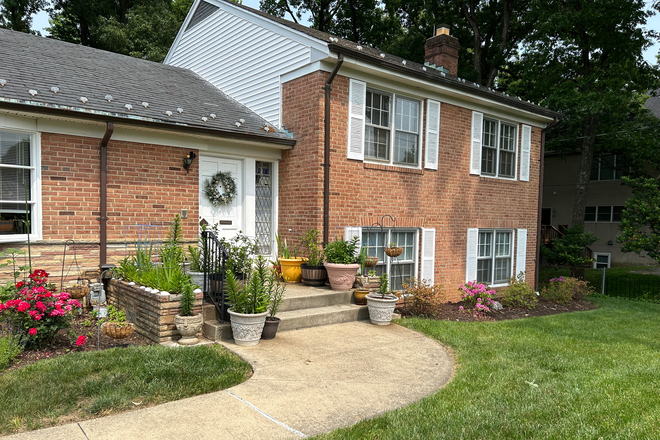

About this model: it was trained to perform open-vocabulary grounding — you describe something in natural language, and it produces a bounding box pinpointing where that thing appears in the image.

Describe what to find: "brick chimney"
[424,24,459,76]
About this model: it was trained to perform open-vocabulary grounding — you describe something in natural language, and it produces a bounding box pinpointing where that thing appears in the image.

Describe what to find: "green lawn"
[0,344,251,434]
[317,297,660,439]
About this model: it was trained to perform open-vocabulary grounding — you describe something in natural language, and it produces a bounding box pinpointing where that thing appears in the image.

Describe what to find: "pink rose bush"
[458,281,497,320]
[0,269,81,348]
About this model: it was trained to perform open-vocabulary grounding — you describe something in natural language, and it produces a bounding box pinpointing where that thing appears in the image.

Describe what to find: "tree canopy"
[0,0,46,33]
[617,176,660,263]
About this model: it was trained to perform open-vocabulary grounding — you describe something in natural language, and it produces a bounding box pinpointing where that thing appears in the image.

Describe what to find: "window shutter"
[425,100,441,170]
[520,125,531,182]
[466,228,478,282]
[516,229,527,279]
[420,228,436,284]
[470,111,483,175]
[344,226,362,259]
[347,79,366,161]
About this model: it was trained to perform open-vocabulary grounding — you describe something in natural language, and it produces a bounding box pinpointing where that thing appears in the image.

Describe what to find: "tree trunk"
[571,114,598,227]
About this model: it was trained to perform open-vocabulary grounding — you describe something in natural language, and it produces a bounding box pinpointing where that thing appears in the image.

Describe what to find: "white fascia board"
[164,0,203,64]
[337,57,555,128]
[0,110,287,159]
[208,0,330,56]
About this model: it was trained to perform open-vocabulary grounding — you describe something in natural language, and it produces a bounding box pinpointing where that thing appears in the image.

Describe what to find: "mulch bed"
[398,298,597,322]
[5,308,150,373]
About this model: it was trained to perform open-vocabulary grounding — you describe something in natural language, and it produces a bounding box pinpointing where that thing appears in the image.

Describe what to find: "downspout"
[99,122,114,268]
[322,53,344,246]
[535,118,559,290]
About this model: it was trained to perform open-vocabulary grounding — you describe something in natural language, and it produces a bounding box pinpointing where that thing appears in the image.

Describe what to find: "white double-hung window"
[470,111,530,181]
[349,79,430,168]
[0,129,41,242]
[466,228,527,286]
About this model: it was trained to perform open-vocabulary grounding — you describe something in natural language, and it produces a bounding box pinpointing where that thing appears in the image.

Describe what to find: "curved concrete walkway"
[4,321,453,440]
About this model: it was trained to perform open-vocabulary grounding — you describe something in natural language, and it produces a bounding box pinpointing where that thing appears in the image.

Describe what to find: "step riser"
[279,290,354,312]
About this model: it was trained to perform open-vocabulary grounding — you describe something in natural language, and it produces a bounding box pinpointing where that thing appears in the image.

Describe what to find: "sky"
[31,0,660,65]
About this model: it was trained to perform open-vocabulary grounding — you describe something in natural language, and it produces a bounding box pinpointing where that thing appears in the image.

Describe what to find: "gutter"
[99,122,114,268]
[322,53,344,246]
[0,101,296,148]
[328,44,561,120]
[535,118,560,290]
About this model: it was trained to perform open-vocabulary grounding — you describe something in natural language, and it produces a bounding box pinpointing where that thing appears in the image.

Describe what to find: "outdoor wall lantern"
[183,151,197,173]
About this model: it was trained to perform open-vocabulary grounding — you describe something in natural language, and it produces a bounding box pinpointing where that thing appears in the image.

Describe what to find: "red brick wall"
[0,133,199,284]
[281,72,542,301]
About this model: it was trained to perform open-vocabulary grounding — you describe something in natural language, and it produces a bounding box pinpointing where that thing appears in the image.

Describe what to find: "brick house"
[165,0,559,298]
[0,28,294,283]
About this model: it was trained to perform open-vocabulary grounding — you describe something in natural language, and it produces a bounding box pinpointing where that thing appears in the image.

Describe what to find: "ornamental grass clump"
[0,269,82,348]
[541,276,593,304]
[458,281,496,319]
[501,272,538,310]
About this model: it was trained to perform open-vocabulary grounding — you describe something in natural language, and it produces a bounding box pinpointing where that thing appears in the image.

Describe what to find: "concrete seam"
[225,390,307,438]
[77,422,90,440]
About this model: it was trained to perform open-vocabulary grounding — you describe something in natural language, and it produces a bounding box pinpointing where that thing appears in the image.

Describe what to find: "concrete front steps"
[202,283,369,342]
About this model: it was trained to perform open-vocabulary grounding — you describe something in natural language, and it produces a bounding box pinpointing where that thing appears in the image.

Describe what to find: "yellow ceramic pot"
[279,257,307,283]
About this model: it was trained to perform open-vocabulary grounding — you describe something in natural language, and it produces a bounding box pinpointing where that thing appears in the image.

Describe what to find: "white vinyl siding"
[166,4,313,127]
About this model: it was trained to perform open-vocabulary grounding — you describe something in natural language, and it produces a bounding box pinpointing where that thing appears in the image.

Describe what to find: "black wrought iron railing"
[201,230,230,322]
[600,275,660,303]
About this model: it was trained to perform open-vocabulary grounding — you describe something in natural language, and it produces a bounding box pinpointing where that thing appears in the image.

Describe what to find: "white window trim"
[480,118,519,180]
[353,82,424,170]
[0,129,42,243]
[593,252,611,269]
[475,228,515,287]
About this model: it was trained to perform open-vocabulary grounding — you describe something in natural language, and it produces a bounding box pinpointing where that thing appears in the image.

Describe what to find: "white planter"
[175,313,203,345]
[228,309,269,346]
[366,294,399,326]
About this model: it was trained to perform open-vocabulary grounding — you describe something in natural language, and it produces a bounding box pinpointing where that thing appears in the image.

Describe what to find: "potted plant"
[323,236,360,290]
[276,233,306,283]
[366,273,399,325]
[262,268,286,340]
[174,280,203,345]
[385,241,403,258]
[101,305,136,339]
[300,229,327,286]
[220,230,258,280]
[226,255,272,346]
[0,216,14,234]
[187,244,204,288]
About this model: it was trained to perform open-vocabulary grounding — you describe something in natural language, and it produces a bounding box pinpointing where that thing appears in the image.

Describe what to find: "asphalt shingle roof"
[0,28,294,146]
[225,0,559,119]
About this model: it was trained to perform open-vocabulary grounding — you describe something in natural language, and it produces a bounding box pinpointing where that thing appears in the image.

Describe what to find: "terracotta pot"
[0,220,13,233]
[261,317,281,340]
[175,313,203,345]
[228,309,268,346]
[324,262,360,291]
[301,264,327,287]
[366,293,399,325]
[279,257,306,283]
[353,288,369,305]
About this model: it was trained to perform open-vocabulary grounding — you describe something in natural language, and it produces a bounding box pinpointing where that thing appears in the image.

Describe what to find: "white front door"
[199,156,243,239]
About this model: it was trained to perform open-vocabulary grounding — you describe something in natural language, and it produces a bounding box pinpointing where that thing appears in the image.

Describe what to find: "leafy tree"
[0,0,46,33]
[47,0,193,62]
[541,225,598,277]
[617,176,660,262]
[505,0,660,227]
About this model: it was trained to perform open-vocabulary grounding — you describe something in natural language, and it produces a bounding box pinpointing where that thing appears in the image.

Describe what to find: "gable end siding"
[167,6,313,127]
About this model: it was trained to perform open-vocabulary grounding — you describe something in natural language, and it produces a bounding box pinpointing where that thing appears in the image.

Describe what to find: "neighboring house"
[542,94,660,268]
[166,0,558,298]
[0,28,295,279]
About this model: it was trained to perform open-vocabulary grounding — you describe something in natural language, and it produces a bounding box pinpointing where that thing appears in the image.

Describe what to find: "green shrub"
[501,272,538,309]
[0,324,27,370]
[541,276,594,304]
[401,278,445,317]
